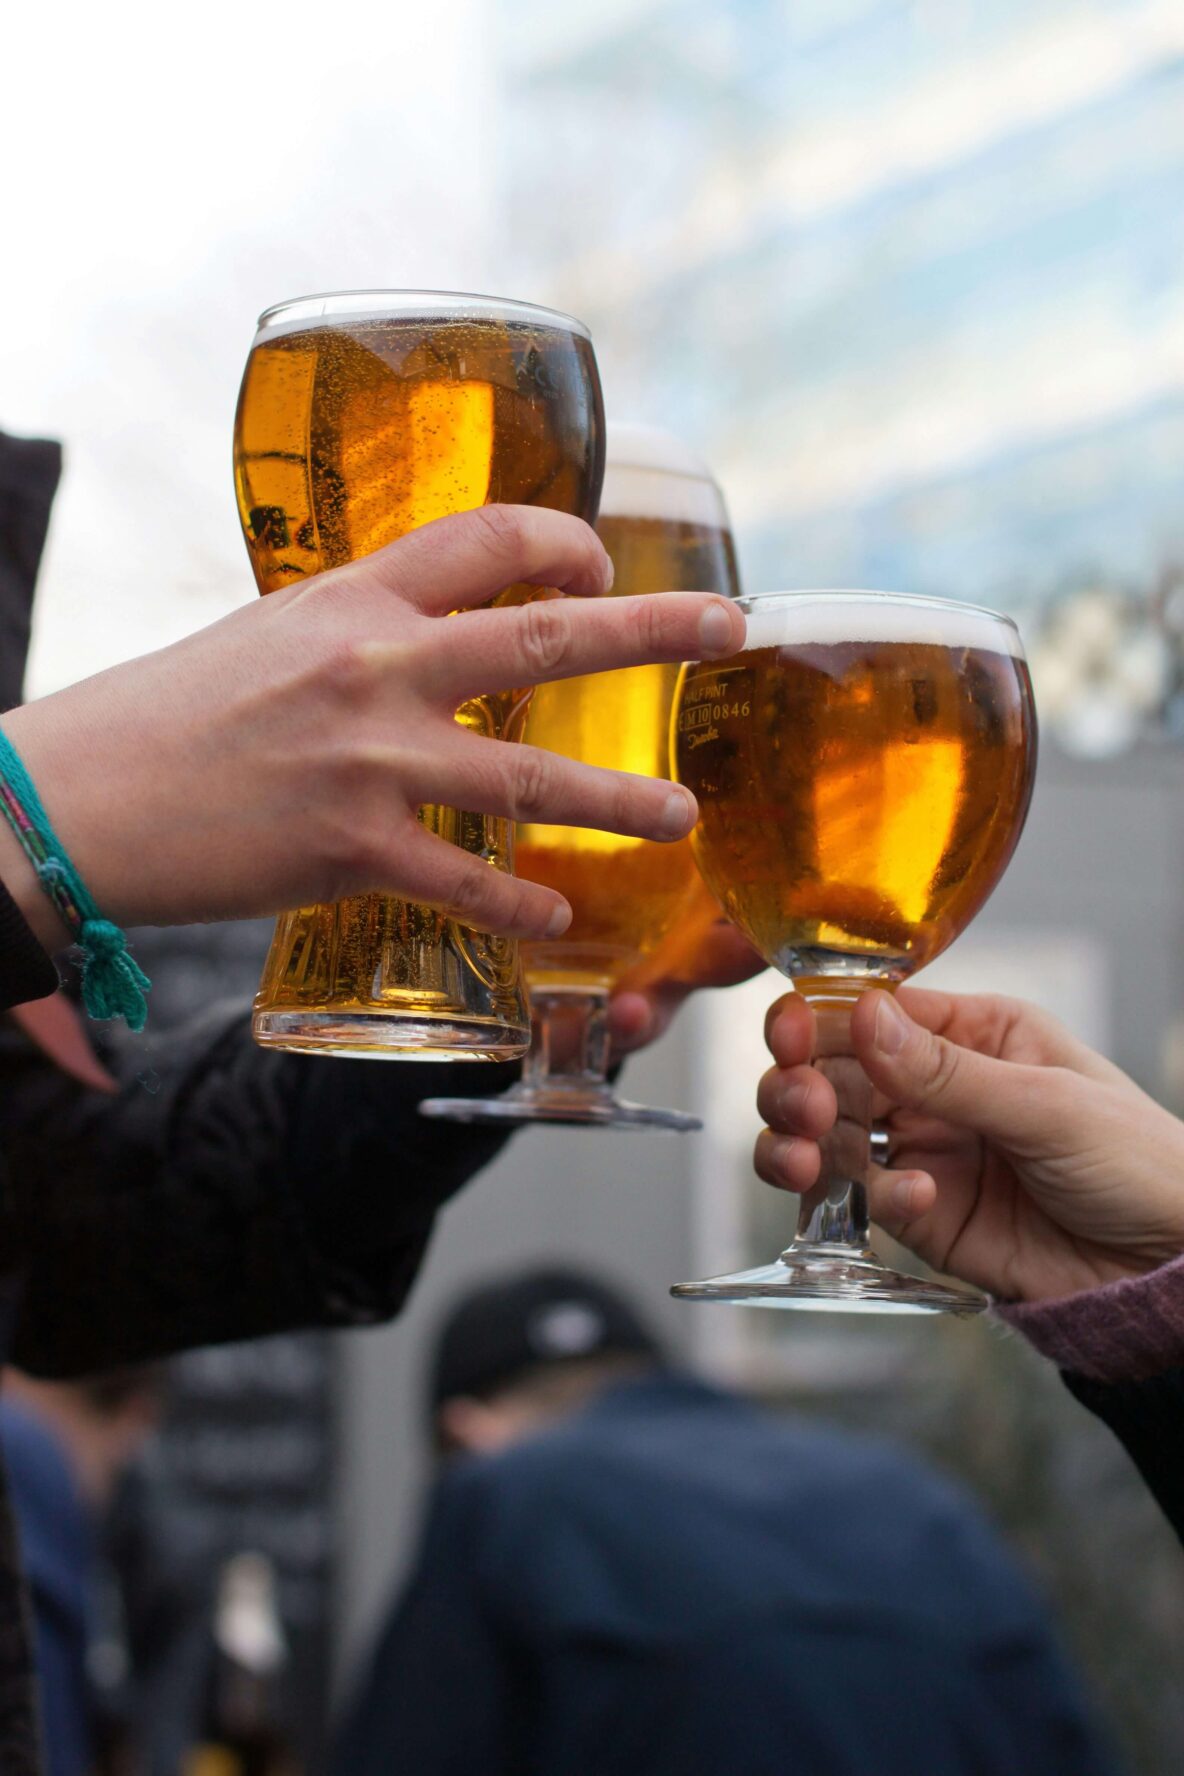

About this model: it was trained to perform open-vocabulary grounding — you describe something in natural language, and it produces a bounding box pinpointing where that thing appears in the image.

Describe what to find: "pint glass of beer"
[672,590,1037,1313]
[420,422,740,1126]
[233,291,605,1058]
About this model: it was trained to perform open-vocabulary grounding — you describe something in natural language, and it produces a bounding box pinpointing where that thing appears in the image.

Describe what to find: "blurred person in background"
[0,425,752,1776]
[757,988,1184,1543]
[335,1266,1117,1776]
[0,1368,164,1776]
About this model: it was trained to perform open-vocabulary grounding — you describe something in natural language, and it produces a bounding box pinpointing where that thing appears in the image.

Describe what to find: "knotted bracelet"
[0,725,150,1030]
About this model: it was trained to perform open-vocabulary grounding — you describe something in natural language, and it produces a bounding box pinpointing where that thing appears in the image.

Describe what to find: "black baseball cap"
[429,1266,662,1412]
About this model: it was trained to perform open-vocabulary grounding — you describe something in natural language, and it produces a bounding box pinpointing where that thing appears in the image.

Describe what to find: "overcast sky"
[11,0,1183,693]
[3,0,501,694]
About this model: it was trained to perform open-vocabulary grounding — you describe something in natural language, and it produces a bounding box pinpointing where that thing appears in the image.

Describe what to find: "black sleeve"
[332,1478,511,1776]
[0,1003,516,1376]
[0,880,57,1012]
[1062,1366,1184,1545]
[0,428,64,1016]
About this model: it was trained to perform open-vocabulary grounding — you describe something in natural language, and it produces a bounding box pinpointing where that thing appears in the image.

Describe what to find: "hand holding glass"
[672,590,1036,1314]
[233,290,604,1059]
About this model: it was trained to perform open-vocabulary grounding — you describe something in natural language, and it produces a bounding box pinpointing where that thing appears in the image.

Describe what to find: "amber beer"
[675,598,1036,990]
[418,424,739,1128]
[515,423,740,992]
[232,291,604,1057]
[669,590,1035,1313]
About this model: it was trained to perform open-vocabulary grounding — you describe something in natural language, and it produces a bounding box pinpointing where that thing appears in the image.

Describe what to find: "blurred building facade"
[505,0,1184,608]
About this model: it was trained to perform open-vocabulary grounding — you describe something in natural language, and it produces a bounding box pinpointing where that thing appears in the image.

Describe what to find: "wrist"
[1013,1248,1182,1306]
[0,707,151,1029]
[995,1252,1184,1383]
[0,697,120,946]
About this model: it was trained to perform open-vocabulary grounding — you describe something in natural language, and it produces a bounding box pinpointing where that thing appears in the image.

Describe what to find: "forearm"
[0,1006,516,1376]
[995,1259,1184,1544]
[993,1254,1184,1383]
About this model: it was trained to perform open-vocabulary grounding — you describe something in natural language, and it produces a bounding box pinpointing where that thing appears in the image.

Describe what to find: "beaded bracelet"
[0,725,150,1030]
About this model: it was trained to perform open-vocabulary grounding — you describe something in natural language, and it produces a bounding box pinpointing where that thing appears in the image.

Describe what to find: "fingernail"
[660,788,696,837]
[873,993,907,1055]
[545,900,572,938]
[698,601,736,657]
[891,1174,915,1216]
[602,554,615,593]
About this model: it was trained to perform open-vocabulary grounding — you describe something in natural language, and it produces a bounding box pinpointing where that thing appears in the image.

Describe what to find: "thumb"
[853,990,1057,1148]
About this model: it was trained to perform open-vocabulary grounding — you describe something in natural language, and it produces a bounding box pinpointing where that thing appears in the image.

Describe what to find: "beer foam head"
[739,590,1025,658]
[254,288,592,342]
[600,422,729,526]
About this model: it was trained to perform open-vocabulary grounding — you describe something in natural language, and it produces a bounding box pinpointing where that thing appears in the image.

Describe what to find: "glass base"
[670,1252,987,1316]
[419,1079,702,1130]
[251,1008,529,1061]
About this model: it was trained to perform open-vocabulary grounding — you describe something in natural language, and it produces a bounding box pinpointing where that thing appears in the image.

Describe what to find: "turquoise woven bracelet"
[0,725,150,1030]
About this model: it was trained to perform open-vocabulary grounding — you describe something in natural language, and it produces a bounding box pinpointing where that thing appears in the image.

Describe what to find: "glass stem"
[785,990,875,1262]
[522,988,612,1093]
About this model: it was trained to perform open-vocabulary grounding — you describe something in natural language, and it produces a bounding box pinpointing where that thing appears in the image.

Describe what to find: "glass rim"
[254,288,593,340]
[604,455,720,488]
[604,421,719,485]
[738,588,1019,633]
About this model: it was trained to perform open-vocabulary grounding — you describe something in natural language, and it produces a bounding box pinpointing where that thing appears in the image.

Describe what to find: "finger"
[391,829,572,941]
[355,506,613,614]
[425,590,745,701]
[753,1129,823,1194]
[763,993,816,1069]
[429,737,697,842]
[665,920,763,990]
[607,992,656,1055]
[755,1063,837,1139]
[608,923,764,1055]
[852,990,1069,1147]
[894,985,1116,1081]
[621,919,763,999]
[865,1166,940,1242]
[754,1130,941,1260]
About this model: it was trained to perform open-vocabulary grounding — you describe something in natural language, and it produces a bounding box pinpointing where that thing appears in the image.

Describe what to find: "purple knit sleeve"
[993,1252,1184,1382]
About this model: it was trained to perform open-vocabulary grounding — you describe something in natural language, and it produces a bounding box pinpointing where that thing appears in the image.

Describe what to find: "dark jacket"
[0,1403,93,1776]
[1064,1366,1184,1544]
[0,428,515,1773]
[0,430,62,1011]
[337,1372,1117,1776]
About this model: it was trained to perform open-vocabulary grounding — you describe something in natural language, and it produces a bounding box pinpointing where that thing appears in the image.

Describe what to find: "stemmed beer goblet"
[672,590,1037,1313]
[421,422,740,1128]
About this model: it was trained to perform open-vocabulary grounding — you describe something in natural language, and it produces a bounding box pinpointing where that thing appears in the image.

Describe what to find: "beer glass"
[672,590,1036,1313]
[420,423,740,1126]
[233,290,605,1058]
